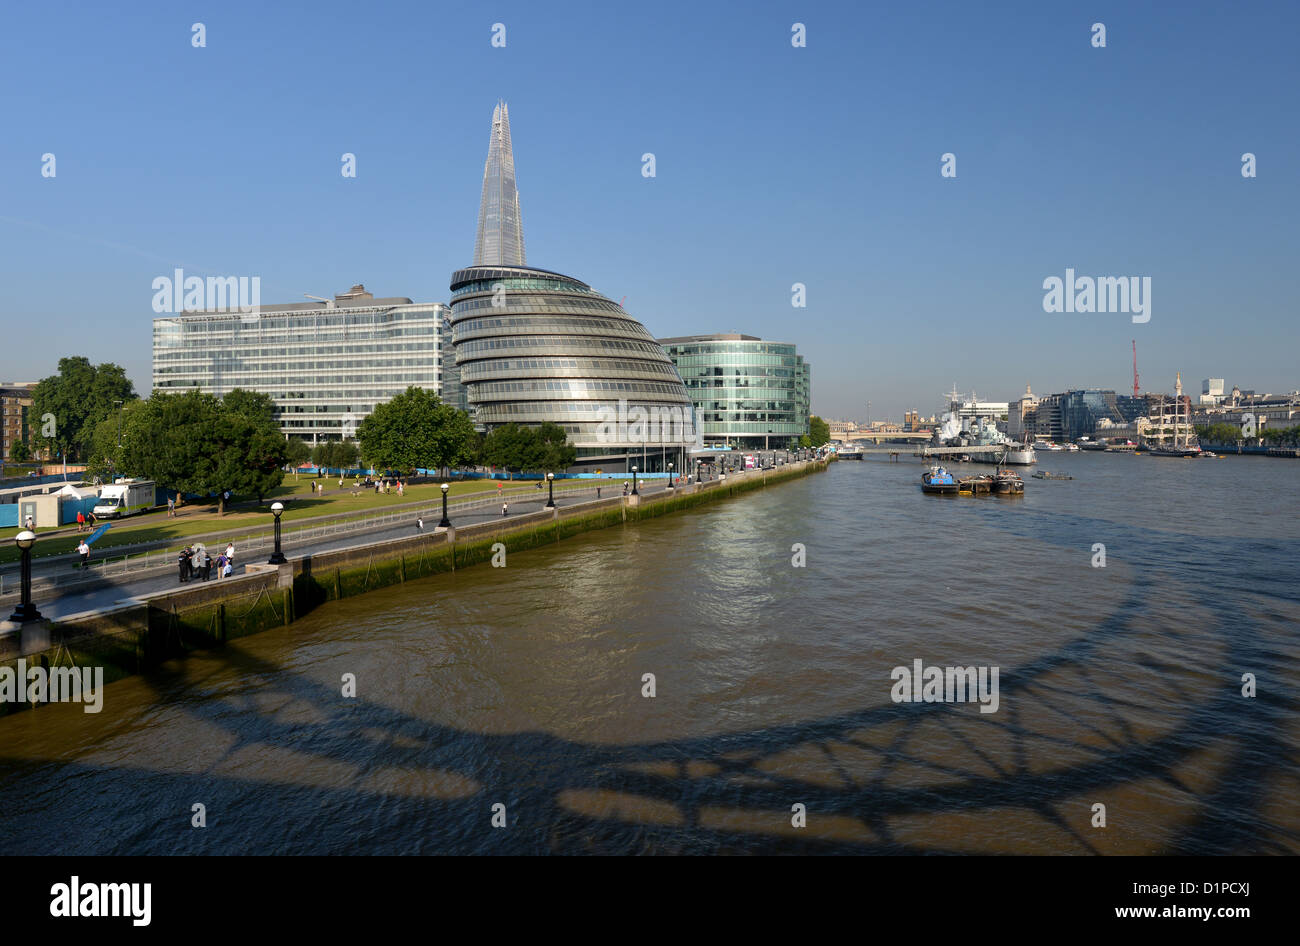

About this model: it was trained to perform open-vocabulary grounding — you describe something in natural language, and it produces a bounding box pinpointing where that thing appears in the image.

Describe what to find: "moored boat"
[993,469,1025,494]
[921,466,959,494]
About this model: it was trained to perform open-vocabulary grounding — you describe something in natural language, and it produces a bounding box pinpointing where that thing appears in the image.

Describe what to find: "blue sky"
[1,0,1296,420]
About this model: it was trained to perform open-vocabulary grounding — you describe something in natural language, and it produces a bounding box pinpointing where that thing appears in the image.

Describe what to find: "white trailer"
[93,479,156,518]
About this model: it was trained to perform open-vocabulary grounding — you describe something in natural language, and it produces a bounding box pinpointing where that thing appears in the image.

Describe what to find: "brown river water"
[1,453,1297,854]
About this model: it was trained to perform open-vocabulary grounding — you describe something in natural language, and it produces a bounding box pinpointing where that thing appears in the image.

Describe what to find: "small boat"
[921,466,959,494]
[1031,471,1073,480]
[993,469,1025,494]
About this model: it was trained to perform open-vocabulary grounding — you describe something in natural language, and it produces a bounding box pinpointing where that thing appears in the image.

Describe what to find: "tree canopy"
[357,387,476,475]
[311,440,360,473]
[30,356,137,462]
[99,388,289,513]
[808,416,831,447]
[480,422,577,474]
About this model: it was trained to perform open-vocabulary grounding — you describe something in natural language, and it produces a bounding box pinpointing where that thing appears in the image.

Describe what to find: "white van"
[93,479,156,519]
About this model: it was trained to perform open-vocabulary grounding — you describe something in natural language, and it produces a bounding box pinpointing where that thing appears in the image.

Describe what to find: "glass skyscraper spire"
[452,102,697,472]
[473,100,526,267]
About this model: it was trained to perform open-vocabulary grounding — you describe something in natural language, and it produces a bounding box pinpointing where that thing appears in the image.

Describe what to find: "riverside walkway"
[8,478,688,621]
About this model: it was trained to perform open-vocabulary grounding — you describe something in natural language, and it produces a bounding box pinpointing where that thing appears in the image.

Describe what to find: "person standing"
[167,496,176,518]
[225,541,235,566]
[201,548,212,581]
[416,517,424,532]
[76,510,85,532]
[501,501,508,517]
[24,513,34,531]
[77,538,90,570]
[178,547,191,583]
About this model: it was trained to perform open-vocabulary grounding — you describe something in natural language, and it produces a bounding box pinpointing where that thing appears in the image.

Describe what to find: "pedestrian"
[24,513,33,531]
[178,547,191,584]
[596,486,602,498]
[201,549,212,581]
[87,510,96,529]
[77,538,90,570]
[622,482,629,496]
[167,496,176,518]
[216,553,227,578]
[416,517,424,531]
[76,510,85,532]
[225,541,235,565]
[536,480,543,490]
[501,501,508,517]
[339,477,344,488]
[222,555,233,579]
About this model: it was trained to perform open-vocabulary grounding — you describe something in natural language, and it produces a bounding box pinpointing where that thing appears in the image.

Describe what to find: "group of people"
[178,542,236,584]
[73,510,98,532]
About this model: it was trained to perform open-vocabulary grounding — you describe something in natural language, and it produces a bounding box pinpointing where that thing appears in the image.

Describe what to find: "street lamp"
[267,502,287,564]
[666,462,674,489]
[8,530,41,624]
[631,465,639,496]
[545,472,555,508]
[438,482,451,527]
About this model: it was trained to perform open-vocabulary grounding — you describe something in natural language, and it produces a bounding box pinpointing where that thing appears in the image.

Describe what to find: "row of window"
[457,336,671,358]
[455,316,653,341]
[452,296,624,317]
[460,357,682,380]
[472,379,690,397]
[452,277,599,298]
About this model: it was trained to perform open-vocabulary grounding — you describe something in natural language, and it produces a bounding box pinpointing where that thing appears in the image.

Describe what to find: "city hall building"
[658,334,811,449]
[152,285,462,443]
[449,101,696,473]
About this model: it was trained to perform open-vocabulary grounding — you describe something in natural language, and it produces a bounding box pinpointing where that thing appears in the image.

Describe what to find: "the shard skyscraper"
[472,100,526,266]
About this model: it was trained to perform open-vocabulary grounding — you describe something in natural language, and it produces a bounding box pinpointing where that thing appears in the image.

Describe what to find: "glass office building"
[450,102,695,472]
[153,285,451,442]
[658,334,811,449]
[449,265,696,470]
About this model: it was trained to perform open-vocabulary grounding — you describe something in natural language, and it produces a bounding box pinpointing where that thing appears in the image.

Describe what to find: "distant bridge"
[842,430,933,443]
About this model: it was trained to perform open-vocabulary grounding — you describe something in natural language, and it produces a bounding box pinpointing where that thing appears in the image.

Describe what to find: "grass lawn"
[0,477,599,564]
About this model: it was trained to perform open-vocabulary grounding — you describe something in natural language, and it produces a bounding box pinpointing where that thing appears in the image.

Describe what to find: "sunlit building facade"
[153,285,450,443]
[658,334,811,449]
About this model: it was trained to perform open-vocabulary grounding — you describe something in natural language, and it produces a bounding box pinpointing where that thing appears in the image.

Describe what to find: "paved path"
[27,481,684,621]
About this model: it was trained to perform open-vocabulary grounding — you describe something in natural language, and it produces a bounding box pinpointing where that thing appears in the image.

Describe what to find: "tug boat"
[993,469,1025,494]
[921,466,959,494]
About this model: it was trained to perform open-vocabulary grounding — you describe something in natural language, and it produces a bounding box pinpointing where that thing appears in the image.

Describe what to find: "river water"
[1,454,1296,854]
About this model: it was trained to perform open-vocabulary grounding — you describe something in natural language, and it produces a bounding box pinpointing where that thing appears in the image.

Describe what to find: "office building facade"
[153,285,450,442]
[658,334,811,449]
[450,102,696,473]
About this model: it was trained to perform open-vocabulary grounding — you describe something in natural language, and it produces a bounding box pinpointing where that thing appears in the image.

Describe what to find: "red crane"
[1132,340,1140,397]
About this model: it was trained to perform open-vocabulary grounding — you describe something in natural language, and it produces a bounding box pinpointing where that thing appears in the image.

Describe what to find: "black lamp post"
[268,502,287,564]
[8,530,41,624]
[630,465,639,496]
[438,482,451,528]
[666,462,674,489]
[545,472,555,508]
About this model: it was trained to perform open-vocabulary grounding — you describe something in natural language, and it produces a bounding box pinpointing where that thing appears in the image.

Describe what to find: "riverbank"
[0,459,826,713]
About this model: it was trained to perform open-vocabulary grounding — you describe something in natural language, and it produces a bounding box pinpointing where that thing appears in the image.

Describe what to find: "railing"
[0,482,643,599]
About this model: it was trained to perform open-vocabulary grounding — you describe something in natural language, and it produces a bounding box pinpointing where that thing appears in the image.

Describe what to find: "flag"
[85,523,112,546]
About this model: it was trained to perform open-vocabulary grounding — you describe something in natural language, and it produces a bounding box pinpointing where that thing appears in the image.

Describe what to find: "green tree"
[30,356,137,462]
[808,415,831,447]
[221,388,279,428]
[481,422,576,474]
[114,390,288,514]
[357,387,475,476]
[8,440,31,463]
[311,440,359,472]
[285,438,312,468]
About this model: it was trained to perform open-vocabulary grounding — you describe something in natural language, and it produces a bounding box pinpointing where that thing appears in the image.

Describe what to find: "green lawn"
[0,476,599,564]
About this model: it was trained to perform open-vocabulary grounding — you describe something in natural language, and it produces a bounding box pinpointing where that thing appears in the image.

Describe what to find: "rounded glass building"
[658,334,811,449]
[449,264,696,470]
